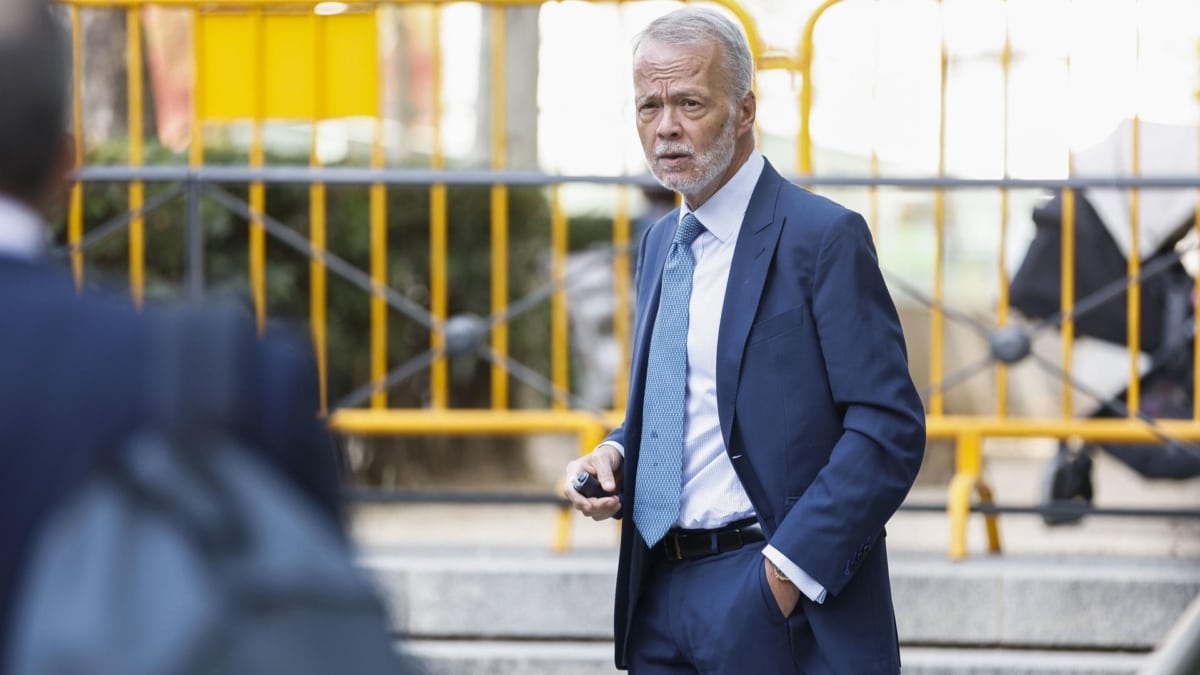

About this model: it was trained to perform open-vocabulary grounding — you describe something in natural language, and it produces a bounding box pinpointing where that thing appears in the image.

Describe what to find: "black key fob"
[573,471,614,498]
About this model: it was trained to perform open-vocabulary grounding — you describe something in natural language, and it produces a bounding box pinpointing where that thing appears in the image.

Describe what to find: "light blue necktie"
[634,212,706,547]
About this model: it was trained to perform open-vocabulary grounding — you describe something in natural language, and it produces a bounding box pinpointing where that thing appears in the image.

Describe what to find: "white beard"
[646,112,737,199]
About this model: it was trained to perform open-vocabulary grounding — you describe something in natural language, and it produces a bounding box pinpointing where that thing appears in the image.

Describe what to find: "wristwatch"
[770,561,790,583]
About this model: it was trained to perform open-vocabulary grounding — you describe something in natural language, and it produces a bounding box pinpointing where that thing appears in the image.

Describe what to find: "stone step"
[363,549,1200,650]
[398,641,1147,675]
[890,554,1199,649]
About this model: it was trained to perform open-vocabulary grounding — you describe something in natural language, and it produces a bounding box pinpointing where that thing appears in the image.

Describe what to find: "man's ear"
[737,91,757,135]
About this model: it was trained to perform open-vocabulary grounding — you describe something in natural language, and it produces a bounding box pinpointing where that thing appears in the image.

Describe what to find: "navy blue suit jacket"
[609,160,926,672]
[0,255,343,667]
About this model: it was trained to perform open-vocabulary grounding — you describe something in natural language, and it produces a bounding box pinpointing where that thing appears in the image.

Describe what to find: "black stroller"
[1010,180,1200,525]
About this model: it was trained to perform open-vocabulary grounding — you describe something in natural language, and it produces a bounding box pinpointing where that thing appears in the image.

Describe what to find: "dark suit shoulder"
[776,178,863,234]
[749,159,864,244]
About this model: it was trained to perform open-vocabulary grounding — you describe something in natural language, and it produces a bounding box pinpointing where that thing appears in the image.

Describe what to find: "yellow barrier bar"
[127,6,145,309]
[551,185,569,410]
[490,6,509,409]
[947,432,980,560]
[430,180,448,407]
[1065,38,1084,415]
[249,6,266,333]
[995,17,1012,418]
[946,431,1001,557]
[430,4,449,410]
[924,415,1200,441]
[69,6,83,290]
[1060,41,1076,418]
[310,12,329,414]
[612,185,631,412]
[311,181,329,413]
[929,9,947,416]
[1127,115,1142,415]
[797,0,844,174]
[1061,187,1076,418]
[330,408,621,435]
[324,410,1200,440]
[370,120,388,409]
[190,6,204,166]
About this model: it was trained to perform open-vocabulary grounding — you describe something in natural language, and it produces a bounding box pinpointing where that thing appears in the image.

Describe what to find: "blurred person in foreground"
[0,0,345,668]
[563,8,926,674]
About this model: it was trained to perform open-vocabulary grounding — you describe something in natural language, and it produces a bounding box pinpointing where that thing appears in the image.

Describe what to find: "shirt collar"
[680,149,765,244]
[0,194,46,259]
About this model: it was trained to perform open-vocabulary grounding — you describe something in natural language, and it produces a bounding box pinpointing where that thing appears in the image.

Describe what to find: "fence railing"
[52,0,1200,557]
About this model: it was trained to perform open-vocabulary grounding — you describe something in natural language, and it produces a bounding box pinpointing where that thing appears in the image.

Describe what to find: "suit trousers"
[628,543,807,674]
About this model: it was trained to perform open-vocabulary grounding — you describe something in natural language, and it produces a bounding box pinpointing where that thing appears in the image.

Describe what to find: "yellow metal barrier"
[56,0,1200,559]
[57,0,778,555]
[127,6,145,309]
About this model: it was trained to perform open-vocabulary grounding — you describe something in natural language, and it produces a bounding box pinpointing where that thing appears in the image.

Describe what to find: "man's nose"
[656,106,682,139]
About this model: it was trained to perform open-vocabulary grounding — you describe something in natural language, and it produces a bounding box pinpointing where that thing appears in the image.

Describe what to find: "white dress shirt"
[608,150,826,604]
[0,195,45,259]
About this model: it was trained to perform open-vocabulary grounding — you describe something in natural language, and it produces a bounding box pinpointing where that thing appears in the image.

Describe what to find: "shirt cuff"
[598,440,625,457]
[762,544,827,604]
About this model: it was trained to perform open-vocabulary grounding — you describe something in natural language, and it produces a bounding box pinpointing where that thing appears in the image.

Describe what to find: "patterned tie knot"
[674,213,705,246]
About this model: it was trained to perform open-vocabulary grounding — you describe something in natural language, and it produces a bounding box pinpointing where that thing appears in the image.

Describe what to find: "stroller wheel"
[1040,441,1094,526]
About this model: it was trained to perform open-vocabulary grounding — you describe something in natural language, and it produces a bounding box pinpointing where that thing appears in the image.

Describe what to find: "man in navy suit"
[564,8,926,674]
[0,1,342,667]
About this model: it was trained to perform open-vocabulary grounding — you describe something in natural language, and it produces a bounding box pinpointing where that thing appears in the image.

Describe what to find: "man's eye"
[682,100,701,109]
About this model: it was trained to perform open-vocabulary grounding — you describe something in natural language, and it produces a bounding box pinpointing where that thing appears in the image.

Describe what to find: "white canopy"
[1075,119,1198,261]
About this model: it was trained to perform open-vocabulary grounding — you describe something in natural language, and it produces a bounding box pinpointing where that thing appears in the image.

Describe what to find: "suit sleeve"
[770,211,926,597]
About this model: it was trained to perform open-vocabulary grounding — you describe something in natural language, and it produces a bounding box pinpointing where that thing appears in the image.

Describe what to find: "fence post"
[947,431,981,560]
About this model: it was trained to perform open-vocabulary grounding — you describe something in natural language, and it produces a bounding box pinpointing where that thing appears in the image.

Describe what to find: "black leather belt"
[657,518,765,561]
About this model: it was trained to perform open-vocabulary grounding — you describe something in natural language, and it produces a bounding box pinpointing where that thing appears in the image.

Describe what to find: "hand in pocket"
[763,558,801,618]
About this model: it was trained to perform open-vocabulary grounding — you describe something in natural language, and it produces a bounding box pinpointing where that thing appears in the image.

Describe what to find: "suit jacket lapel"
[626,208,679,459]
[716,160,786,448]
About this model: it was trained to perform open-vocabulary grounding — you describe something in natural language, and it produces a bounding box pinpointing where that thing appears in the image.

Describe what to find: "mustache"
[653,142,694,158]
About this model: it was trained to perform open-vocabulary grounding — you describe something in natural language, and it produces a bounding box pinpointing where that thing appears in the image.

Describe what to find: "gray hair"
[634,7,754,101]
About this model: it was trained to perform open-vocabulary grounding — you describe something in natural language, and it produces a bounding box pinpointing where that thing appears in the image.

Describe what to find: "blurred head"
[632,8,756,208]
[0,0,71,211]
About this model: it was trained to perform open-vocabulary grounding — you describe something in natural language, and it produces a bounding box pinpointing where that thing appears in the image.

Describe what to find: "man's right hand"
[563,444,624,521]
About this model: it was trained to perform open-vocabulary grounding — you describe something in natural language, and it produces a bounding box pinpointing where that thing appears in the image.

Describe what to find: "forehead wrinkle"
[634,63,710,100]
[633,40,725,101]
[635,51,706,83]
